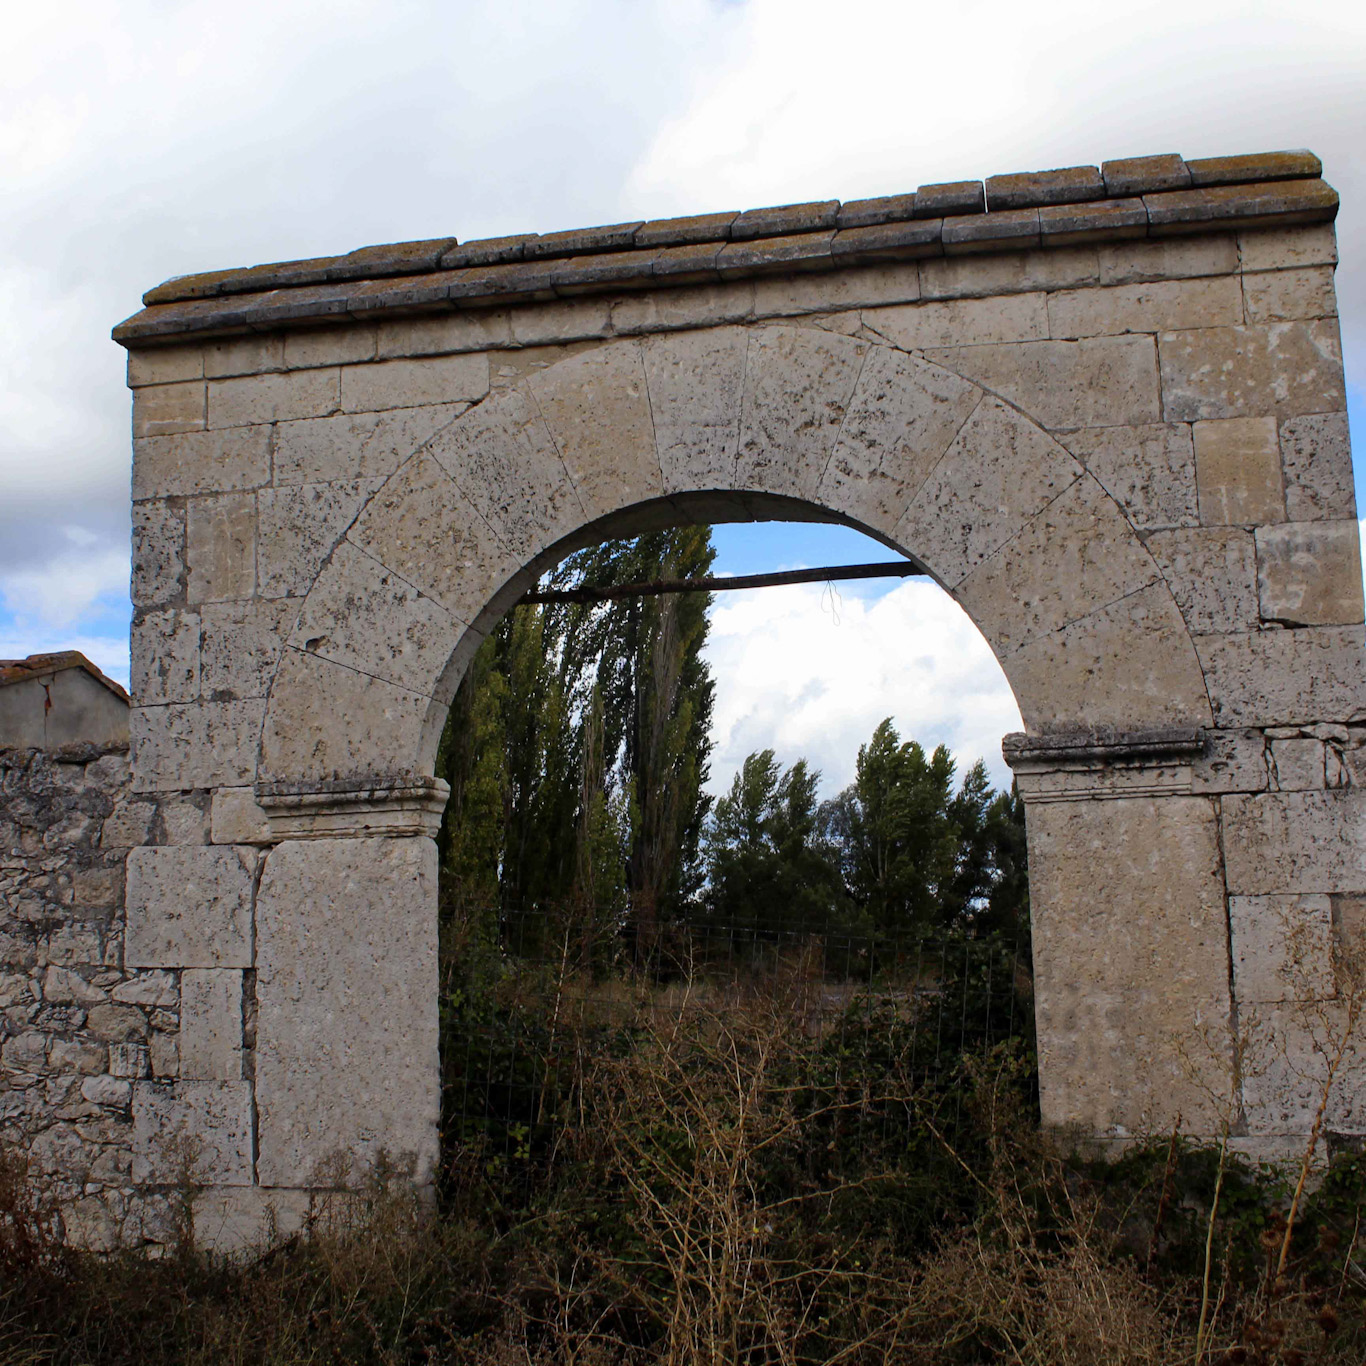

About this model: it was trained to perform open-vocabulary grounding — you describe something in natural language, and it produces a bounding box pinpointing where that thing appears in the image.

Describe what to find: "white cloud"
[703,579,1022,799]
[0,545,129,631]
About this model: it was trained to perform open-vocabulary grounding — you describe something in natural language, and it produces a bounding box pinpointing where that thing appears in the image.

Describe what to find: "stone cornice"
[112,150,1336,348]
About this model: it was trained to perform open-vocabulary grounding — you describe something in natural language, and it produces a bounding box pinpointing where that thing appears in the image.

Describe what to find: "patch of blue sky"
[710,519,905,600]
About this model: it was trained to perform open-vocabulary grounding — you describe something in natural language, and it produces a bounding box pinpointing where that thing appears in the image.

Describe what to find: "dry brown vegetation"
[3,949,1366,1365]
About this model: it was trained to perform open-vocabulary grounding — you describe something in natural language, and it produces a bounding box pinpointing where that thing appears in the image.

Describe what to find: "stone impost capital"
[255,775,450,840]
[1003,726,1205,804]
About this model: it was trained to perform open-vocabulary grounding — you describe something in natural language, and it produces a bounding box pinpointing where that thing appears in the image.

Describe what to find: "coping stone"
[1186,150,1322,187]
[914,181,985,218]
[329,238,458,280]
[986,165,1105,211]
[1144,179,1338,235]
[1102,154,1191,197]
[524,221,645,258]
[730,201,840,240]
[831,219,943,263]
[634,211,738,248]
[837,193,920,229]
[438,234,537,268]
[943,207,1041,254]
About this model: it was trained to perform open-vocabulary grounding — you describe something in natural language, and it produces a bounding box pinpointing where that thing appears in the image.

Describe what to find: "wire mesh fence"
[439,907,1034,1197]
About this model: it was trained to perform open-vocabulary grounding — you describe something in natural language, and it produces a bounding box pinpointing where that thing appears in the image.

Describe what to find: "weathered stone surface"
[131,500,186,608]
[1159,321,1345,421]
[1242,1004,1366,1136]
[426,386,582,557]
[1101,154,1190,196]
[191,1186,313,1255]
[257,481,380,600]
[1269,737,1325,790]
[1239,224,1337,272]
[819,348,981,538]
[1028,795,1231,1135]
[130,698,263,791]
[1144,526,1259,633]
[863,292,1048,348]
[132,1080,253,1184]
[1047,276,1242,339]
[1194,626,1366,728]
[272,403,465,485]
[1255,520,1364,626]
[186,494,256,604]
[282,325,377,370]
[133,426,270,500]
[1007,582,1211,735]
[956,476,1161,655]
[1059,423,1198,531]
[131,609,200,705]
[345,453,520,627]
[730,201,838,240]
[377,311,512,359]
[529,342,662,520]
[1243,265,1337,323]
[1191,727,1268,794]
[914,180,984,217]
[1279,412,1355,521]
[921,335,1160,430]
[210,787,272,845]
[1193,416,1285,525]
[180,969,243,1081]
[255,837,439,1187]
[1038,197,1147,246]
[641,327,746,492]
[610,280,754,334]
[920,247,1099,300]
[133,381,205,438]
[735,327,868,500]
[339,353,489,414]
[1223,790,1366,895]
[208,368,339,429]
[1098,235,1238,285]
[750,261,922,317]
[895,398,1082,585]
[127,344,203,388]
[204,335,285,380]
[1231,894,1335,1002]
[125,845,254,968]
[198,599,295,701]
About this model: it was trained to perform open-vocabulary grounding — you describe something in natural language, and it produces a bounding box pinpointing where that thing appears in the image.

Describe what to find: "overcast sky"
[2,0,1363,797]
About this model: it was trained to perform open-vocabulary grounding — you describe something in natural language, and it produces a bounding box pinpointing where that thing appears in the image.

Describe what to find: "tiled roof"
[0,651,130,703]
[113,150,1335,347]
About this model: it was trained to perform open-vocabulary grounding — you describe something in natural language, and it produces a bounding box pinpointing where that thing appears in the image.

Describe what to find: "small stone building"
[0,652,130,749]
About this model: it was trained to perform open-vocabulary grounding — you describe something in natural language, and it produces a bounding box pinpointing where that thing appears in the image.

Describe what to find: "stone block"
[1269,737,1325,791]
[376,311,512,359]
[338,353,489,414]
[862,291,1048,349]
[1222,790,1366,896]
[157,793,211,845]
[255,837,439,1187]
[111,971,178,1006]
[283,326,377,370]
[819,347,981,539]
[127,344,203,388]
[956,475,1161,655]
[180,969,243,1081]
[1007,581,1211,735]
[1100,153,1190,196]
[203,335,285,379]
[1158,321,1345,421]
[287,542,457,696]
[919,247,1098,300]
[734,327,868,501]
[610,280,755,335]
[199,599,296,699]
[1243,266,1337,323]
[1279,412,1355,521]
[132,1080,254,1185]
[920,335,1160,430]
[186,493,256,604]
[1144,526,1259,633]
[133,381,205,437]
[130,609,200,705]
[131,500,186,608]
[210,787,273,845]
[101,797,158,848]
[1059,423,1198,531]
[529,342,663,520]
[1028,794,1232,1135]
[1241,1005,1366,1136]
[207,368,340,428]
[257,648,432,788]
[894,397,1082,585]
[133,426,270,499]
[1255,520,1363,626]
[272,403,466,486]
[150,1032,178,1078]
[640,327,746,492]
[750,261,923,318]
[82,1075,131,1108]
[125,845,255,968]
[943,207,1039,253]
[510,297,612,346]
[1047,276,1242,340]
[1191,728,1268,794]
[1194,626,1366,728]
[87,1003,148,1042]
[425,386,582,558]
[1238,224,1337,272]
[1193,416,1284,525]
[1097,235,1239,285]
[259,479,381,600]
[986,165,1103,210]
[191,1185,313,1255]
[345,452,521,628]
[109,1041,151,1077]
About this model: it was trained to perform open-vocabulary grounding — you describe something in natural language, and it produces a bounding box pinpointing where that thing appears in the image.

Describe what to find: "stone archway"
[108,150,1365,1240]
